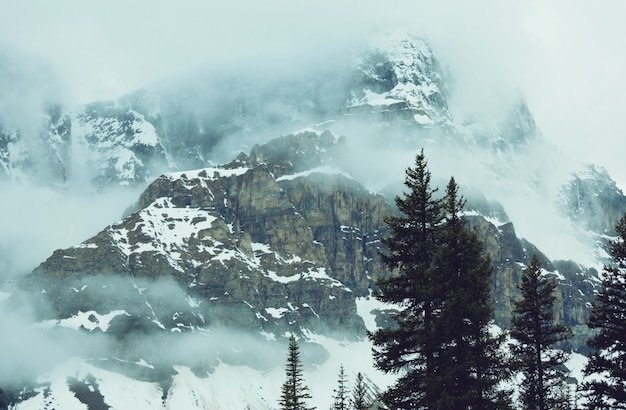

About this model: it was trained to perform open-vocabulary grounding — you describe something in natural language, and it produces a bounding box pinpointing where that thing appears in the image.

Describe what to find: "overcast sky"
[1,0,625,186]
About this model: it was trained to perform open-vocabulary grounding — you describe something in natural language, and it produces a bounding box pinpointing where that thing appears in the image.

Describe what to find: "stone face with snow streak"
[341,36,452,128]
[22,130,597,350]
[73,101,169,187]
[23,131,393,339]
[0,104,72,184]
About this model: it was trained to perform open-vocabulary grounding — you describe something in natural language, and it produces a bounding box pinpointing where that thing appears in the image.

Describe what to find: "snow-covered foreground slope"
[15,298,396,410]
[12,295,594,410]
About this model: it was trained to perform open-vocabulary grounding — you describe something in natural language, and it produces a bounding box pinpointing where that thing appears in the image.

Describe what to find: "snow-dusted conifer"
[279,335,315,410]
[510,254,573,410]
[370,152,511,409]
[352,372,368,410]
[583,214,626,409]
[331,365,349,410]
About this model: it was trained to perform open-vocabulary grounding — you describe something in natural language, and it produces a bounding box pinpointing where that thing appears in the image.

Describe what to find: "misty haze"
[1,1,626,409]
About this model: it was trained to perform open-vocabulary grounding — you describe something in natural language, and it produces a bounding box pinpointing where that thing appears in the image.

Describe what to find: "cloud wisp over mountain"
[1,0,625,189]
[1,1,624,276]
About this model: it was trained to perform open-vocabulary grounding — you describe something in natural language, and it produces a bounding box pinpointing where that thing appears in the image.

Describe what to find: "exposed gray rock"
[0,104,71,185]
[19,131,598,352]
[341,37,452,128]
[559,164,626,235]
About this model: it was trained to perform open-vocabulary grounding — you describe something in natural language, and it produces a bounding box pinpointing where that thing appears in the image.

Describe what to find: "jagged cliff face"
[559,164,626,235]
[466,216,597,349]
[19,131,597,351]
[341,37,452,128]
[0,104,71,185]
[23,132,392,340]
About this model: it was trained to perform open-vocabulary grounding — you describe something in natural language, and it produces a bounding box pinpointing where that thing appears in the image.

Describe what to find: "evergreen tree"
[369,150,444,408]
[279,335,315,410]
[352,372,368,410]
[582,214,626,409]
[332,365,350,410]
[429,178,512,409]
[369,152,511,409]
[510,254,573,410]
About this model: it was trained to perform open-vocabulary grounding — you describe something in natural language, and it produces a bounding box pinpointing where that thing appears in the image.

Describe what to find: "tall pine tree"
[510,254,573,410]
[370,152,511,409]
[369,150,444,408]
[429,178,511,409]
[352,372,368,410]
[331,365,350,410]
[583,214,626,409]
[279,335,315,410]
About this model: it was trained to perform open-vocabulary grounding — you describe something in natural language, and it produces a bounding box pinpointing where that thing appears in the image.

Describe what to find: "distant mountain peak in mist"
[0,34,536,188]
[0,32,623,264]
[343,35,452,127]
[1,32,624,265]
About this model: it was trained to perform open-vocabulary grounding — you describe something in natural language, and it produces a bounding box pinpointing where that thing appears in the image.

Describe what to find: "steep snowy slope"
[71,101,169,187]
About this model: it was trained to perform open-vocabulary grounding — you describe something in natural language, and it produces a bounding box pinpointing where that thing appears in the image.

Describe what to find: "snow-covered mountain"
[2,129,594,408]
[1,33,624,408]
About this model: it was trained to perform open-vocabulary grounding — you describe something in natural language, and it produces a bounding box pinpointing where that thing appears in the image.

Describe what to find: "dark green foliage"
[369,151,511,409]
[369,150,443,408]
[279,335,315,410]
[332,365,350,410]
[429,178,512,409]
[352,372,368,410]
[510,254,573,410]
[583,214,626,409]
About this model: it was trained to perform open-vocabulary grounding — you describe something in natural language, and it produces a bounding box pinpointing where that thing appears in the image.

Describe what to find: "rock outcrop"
[22,131,390,340]
[560,164,626,235]
[0,104,71,185]
[341,36,452,129]
[20,131,597,351]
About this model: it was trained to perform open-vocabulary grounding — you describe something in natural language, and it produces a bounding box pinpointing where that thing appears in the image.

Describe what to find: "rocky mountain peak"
[242,129,344,178]
[16,129,598,352]
[458,97,541,156]
[559,164,626,235]
[496,98,540,149]
[0,104,71,185]
[21,130,394,341]
[3,126,606,407]
[342,35,452,127]
[74,100,169,187]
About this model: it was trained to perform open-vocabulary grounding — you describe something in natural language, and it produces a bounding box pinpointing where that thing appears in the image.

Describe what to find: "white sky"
[1,0,625,186]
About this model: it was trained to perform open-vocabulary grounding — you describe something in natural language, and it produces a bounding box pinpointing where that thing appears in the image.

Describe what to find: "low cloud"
[2,0,624,184]
[0,183,141,277]
[0,276,286,386]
